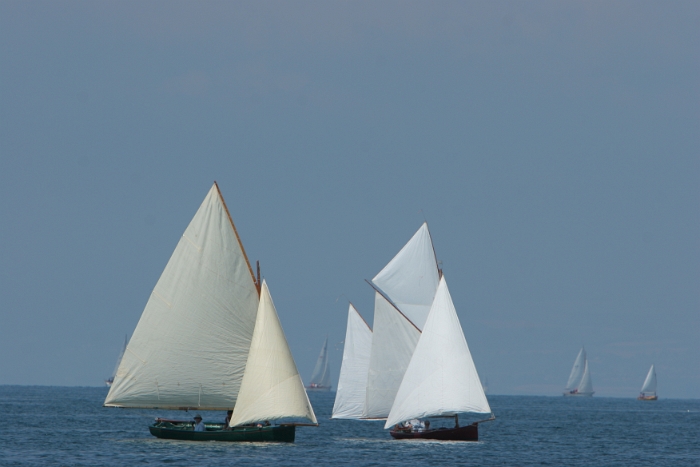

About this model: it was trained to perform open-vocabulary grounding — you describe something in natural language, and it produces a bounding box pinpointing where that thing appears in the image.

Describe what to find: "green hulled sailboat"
[104,183,317,442]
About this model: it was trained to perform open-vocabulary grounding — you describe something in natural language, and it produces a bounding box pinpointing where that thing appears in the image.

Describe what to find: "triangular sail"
[577,360,594,394]
[640,365,657,395]
[309,336,331,388]
[363,291,421,419]
[372,223,440,330]
[385,276,490,428]
[105,183,260,410]
[230,281,317,426]
[566,347,586,391]
[332,304,373,419]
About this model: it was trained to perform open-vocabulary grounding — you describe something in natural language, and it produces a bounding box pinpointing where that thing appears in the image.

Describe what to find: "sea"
[1,386,698,466]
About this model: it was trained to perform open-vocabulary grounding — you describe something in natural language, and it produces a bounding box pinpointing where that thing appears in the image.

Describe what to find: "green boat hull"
[149,421,296,443]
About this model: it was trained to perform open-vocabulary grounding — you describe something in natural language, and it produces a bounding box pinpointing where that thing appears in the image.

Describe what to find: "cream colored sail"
[105,183,259,410]
[230,280,317,426]
[332,304,373,419]
[372,223,439,330]
[385,276,490,428]
[363,291,421,419]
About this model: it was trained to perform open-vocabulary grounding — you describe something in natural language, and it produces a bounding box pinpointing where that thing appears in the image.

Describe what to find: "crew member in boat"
[409,419,425,432]
[193,414,206,432]
[223,410,233,430]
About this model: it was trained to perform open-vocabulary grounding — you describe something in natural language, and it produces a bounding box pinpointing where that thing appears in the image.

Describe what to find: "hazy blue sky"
[1,1,698,398]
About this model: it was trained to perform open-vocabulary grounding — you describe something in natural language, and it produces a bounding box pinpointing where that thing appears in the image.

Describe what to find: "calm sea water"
[1,386,698,466]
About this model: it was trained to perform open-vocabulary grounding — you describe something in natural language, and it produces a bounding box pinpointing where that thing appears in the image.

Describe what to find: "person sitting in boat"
[193,414,206,432]
[408,419,424,432]
[223,410,233,430]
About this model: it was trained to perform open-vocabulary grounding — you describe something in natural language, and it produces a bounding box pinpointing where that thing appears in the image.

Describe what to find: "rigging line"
[213,181,258,294]
[348,301,372,331]
[365,279,421,333]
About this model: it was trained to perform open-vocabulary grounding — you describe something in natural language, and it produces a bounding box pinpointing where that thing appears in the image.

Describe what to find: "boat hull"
[305,386,332,392]
[149,422,296,443]
[390,424,478,441]
[637,395,658,401]
[563,392,594,397]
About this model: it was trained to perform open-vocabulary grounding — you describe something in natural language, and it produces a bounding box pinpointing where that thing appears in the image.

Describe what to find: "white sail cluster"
[105,183,316,425]
[332,223,491,426]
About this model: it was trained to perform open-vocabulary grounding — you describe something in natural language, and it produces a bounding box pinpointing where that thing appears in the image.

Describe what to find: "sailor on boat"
[193,415,205,432]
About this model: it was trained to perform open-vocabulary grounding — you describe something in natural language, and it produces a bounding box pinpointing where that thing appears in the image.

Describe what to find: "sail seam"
[152,290,172,308]
[182,234,202,251]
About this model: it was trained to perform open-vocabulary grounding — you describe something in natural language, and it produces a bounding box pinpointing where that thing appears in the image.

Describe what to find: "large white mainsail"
[565,347,586,392]
[385,276,490,428]
[371,223,440,330]
[309,336,331,388]
[332,304,373,419]
[230,280,317,426]
[640,364,657,396]
[105,183,260,410]
[363,291,421,419]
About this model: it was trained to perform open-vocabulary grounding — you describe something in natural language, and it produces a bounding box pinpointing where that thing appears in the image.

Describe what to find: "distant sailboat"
[637,365,658,400]
[307,336,332,392]
[563,347,594,396]
[104,183,317,442]
[105,335,128,387]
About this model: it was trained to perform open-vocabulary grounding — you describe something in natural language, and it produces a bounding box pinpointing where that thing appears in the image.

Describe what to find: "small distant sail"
[309,336,331,389]
[105,184,259,410]
[565,347,586,392]
[371,223,440,330]
[640,365,657,396]
[385,276,490,428]
[230,280,317,426]
[577,361,594,395]
[363,291,421,419]
[332,304,373,419]
[106,335,128,386]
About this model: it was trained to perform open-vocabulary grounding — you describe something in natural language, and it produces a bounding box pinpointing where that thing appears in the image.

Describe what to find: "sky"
[0,1,698,399]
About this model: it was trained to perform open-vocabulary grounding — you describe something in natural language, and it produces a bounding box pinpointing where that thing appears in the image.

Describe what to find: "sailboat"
[306,336,332,392]
[637,364,658,400]
[563,347,594,396]
[105,334,128,387]
[385,276,493,441]
[332,223,493,440]
[104,183,317,443]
